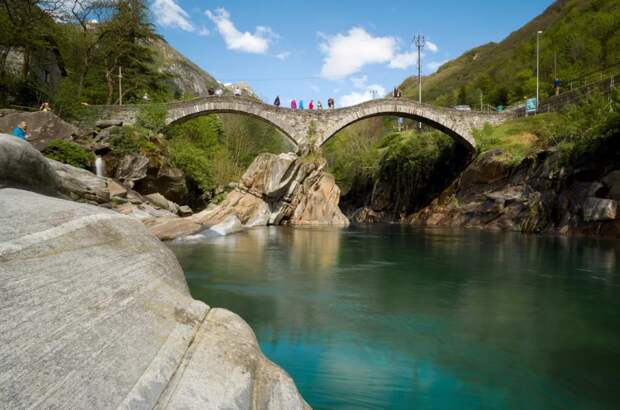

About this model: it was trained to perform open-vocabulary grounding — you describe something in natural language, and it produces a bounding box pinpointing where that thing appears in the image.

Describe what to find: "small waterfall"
[95,156,105,177]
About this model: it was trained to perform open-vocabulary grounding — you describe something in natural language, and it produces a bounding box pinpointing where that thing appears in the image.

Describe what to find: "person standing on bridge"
[274,96,281,108]
[317,100,323,110]
[299,100,305,110]
[291,99,297,109]
[309,100,314,110]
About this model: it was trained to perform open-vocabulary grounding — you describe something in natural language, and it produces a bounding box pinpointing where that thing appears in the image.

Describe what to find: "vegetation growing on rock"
[42,139,95,169]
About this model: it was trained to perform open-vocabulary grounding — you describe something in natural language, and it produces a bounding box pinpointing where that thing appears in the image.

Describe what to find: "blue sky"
[150,0,554,106]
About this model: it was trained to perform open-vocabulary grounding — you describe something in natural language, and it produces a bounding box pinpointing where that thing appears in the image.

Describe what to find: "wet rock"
[0,134,61,197]
[351,206,386,224]
[209,214,244,236]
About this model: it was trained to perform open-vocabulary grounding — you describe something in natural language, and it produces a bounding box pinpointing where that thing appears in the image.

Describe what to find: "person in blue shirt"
[299,100,304,110]
[12,121,29,141]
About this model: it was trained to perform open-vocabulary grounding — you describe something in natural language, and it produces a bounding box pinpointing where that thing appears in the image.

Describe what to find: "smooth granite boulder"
[0,134,61,196]
[0,188,309,409]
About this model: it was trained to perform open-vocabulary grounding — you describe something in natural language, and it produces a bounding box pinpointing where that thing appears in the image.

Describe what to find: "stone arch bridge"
[92,96,511,151]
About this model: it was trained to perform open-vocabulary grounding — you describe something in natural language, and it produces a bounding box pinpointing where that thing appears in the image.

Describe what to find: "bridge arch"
[316,100,482,151]
[165,97,303,147]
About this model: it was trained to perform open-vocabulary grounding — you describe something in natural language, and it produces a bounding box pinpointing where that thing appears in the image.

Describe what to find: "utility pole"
[415,34,425,129]
[118,66,123,106]
[480,90,483,111]
[536,31,543,114]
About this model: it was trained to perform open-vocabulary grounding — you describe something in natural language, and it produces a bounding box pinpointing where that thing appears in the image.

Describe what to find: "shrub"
[136,104,167,132]
[42,139,95,169]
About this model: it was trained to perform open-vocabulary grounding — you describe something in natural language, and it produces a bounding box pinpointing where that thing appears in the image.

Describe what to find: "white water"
[95,157,105,177]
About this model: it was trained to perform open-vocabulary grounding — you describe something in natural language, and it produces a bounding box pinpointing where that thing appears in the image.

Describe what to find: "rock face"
[152,152,349,240]
[407,149,620,237]
[0,139,309,409]
[0,134,61,196]
[197,152,349,227]
[0,111,78,150]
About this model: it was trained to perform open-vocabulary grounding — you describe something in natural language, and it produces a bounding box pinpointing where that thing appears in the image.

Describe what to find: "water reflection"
[170,226,620,410]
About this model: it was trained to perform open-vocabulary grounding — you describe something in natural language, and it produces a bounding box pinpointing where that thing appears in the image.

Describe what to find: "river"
[169,225,620,410]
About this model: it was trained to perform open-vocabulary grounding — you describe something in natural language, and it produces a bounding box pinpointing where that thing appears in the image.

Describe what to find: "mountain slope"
[401,0,620,108]
[152,39,220,98]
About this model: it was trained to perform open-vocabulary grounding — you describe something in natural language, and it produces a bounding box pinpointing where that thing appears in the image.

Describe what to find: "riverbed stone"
[0,188,308,409]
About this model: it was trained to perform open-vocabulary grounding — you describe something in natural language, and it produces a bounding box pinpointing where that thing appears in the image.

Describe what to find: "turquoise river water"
[169,226,620,410]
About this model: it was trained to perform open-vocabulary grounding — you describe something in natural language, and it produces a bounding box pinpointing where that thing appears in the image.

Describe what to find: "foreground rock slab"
[0,188,309,409]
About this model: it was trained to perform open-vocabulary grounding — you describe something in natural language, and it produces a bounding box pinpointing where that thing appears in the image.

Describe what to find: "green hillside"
[401,0,620,108]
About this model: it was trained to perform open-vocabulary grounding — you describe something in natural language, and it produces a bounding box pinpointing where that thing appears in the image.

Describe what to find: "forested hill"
[400,0,620,108]
[0,1,222,116]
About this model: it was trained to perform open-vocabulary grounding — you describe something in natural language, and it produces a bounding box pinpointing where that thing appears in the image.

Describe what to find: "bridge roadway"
[92,96,512,151]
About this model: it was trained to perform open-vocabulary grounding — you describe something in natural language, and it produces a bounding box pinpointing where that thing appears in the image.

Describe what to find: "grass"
[473,113,564,162]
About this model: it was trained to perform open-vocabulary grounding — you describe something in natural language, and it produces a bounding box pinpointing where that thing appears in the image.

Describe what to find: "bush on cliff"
[42,139,95,169]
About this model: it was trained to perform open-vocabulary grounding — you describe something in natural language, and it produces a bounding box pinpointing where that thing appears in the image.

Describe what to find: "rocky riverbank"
[0,134,309,409]
[150,152,350,240]
[406,147,620,237]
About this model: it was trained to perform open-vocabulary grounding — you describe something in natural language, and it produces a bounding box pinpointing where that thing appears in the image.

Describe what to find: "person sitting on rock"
[12,121,29,141]
[39,102,51,112]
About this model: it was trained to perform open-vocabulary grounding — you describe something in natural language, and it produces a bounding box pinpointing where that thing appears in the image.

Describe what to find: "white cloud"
[341,84,386,107]
[206,8,276,54]
[426,41,438,53]
[319,27,439,79]
[426,59,448,73]
[152,0,194,32]
[198,26,210,37]
[276,51,291,60]
[351,75,368,89]
[310,84,320,92]
[389,52,418,69]
[319,27,395,79]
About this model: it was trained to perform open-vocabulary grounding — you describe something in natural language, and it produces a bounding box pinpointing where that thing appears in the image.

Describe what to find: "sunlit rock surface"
[0,137,309,409]
[151,152,349,240]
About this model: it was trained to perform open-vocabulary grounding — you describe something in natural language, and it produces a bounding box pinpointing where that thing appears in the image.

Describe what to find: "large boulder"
[134,164,189,204]
[288,173,350,226]
[114,154,150,188]
[0,134,61,196]
[0,111,78,150]
[47,158,110,203]
[0,188,308,409]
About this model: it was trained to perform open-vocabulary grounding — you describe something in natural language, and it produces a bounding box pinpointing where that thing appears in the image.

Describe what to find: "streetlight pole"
[536,30,543,113]
[415,34,425,128]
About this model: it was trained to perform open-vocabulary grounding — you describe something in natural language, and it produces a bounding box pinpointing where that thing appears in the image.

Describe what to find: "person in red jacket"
[309,100,314,110]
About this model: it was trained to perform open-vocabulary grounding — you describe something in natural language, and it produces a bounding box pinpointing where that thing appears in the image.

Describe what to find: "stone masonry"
[92,96,513,151]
